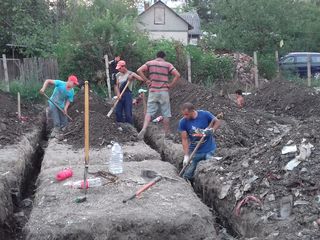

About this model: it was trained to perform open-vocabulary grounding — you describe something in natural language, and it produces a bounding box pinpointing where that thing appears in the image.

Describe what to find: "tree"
[190,0,320,54]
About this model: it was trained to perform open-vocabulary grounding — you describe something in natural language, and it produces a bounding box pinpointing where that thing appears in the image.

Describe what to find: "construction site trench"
[1,78,320,240]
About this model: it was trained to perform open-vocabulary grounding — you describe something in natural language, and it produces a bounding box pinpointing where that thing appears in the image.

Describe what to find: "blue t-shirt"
[178,110,216,154]
[49,80,74,109]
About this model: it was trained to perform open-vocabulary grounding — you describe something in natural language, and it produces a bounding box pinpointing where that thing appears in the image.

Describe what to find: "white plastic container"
[109,142,123,174]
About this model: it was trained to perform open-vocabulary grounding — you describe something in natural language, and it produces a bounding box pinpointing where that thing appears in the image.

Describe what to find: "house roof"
[139,0,193,30]
[179,11,202,36]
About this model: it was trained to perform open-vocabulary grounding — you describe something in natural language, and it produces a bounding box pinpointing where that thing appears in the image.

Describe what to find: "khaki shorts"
[147,91,171,117]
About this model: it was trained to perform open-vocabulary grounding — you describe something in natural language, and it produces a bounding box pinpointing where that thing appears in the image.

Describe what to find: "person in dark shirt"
[109,55,121,93]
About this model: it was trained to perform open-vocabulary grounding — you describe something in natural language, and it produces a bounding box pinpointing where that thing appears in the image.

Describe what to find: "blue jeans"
[183,150,215,180]
[115,91,133,124]
[49,103,68,129]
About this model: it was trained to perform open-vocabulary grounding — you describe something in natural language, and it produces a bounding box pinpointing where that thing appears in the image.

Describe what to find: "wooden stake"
[84,81,89,165]
[2,54,10,92]
[253,51,259,88]
[17,92,21,119]
[187,54,192,83]
[104,55,112,99]
[275,50,280,77]
[307,55,311,87]
[234,52,240,82]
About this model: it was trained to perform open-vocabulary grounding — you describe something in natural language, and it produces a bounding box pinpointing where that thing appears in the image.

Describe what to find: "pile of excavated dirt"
[64,90,137,148]
[247,79,320,119]
[134,79,320,239]
[0,90,40,147]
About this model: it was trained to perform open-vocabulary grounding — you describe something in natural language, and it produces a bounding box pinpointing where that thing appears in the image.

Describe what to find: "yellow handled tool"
[107,81,131,118]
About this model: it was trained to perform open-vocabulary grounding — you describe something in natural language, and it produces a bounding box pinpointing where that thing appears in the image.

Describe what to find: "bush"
[258,53,278,80]
[187,46,233,86]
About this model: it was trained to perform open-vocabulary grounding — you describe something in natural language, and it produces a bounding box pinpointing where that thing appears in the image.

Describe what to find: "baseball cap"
[68,75,79,85]
[116,60,126,70]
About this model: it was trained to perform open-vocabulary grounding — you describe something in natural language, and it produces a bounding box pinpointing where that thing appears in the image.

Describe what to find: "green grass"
[0,79,53,103]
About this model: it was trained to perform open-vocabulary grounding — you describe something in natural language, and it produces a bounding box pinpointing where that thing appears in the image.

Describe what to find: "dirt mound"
[247,79,320,119]
[0,90,40,147]
[134,79,320,238]
[64,90,137,149]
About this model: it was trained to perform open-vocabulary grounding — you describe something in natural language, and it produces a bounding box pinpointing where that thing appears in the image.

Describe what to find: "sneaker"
[137,129,146,140]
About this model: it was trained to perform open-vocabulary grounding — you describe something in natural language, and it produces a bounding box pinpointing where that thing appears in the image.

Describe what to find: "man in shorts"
[137,51,180,139]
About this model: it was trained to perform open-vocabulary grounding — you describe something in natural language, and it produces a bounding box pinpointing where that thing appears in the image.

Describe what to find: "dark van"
[279,52,320,78]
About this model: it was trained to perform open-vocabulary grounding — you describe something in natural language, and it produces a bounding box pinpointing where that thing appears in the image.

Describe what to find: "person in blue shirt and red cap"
[40,75,79,138]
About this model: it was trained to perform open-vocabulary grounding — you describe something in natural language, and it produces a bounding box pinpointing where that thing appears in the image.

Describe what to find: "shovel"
[141,170,178,182]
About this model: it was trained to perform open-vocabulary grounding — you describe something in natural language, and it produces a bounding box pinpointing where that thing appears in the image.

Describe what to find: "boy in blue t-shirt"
[178,102,221,181]
[40,75,79,138]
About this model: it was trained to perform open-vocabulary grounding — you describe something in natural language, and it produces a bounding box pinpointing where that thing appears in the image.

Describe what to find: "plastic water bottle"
[56,168,73,181]
[64,178,102,189]
[109,142,123,174]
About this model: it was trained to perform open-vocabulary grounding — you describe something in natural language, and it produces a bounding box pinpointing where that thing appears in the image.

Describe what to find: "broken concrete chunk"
[218,181,232,199]
[284,158,301,171]
[280,195,293,219]
[267,194,276,202]
[296,142,313,161]
[281,145,297,155]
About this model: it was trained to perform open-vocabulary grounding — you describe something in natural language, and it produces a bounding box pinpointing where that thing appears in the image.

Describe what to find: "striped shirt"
[141,58,176,92]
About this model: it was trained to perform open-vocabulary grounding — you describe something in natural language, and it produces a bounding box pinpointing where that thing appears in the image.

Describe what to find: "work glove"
[183,155,190,167]
[203,128,215,136]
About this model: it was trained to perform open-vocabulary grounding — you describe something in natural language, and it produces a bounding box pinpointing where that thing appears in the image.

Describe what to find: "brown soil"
[247,78,320,119]
[0,90,40,148]
[64,90,137,149]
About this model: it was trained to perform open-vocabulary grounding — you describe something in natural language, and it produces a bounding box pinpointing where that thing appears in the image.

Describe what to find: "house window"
[154,7,165,25]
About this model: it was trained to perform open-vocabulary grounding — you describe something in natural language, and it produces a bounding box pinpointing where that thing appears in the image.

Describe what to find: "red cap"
[68,75,79,85]
[116,60,126,70]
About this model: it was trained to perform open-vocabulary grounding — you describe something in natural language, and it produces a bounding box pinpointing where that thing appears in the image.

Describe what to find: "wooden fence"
[0,56,59,83]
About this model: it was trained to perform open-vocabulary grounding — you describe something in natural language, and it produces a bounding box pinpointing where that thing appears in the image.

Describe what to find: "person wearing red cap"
[114,60,144,124]
[40,75,78,138]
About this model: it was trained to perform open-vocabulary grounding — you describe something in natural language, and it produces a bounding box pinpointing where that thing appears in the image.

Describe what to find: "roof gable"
[179,11,202,35]
[139,0,193,30]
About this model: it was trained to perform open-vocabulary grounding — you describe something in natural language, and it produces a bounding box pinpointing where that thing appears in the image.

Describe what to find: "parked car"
[279,52,320,78]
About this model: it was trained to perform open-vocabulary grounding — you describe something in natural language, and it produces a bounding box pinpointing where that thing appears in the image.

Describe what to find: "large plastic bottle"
[109,142,123,174]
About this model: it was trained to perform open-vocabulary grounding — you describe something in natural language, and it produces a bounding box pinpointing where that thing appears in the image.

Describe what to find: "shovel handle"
[122,176,162,203]
[43,93,73,121]
[107,81,131,118]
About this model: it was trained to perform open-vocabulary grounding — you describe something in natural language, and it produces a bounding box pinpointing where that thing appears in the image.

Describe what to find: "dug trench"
[0,115,47,240]
[134,79,320,239]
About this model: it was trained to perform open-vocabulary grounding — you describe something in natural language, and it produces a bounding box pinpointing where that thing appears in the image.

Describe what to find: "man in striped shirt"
[137,51,181,139]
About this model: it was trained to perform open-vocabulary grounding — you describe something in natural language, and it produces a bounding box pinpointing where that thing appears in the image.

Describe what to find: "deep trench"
[133,120,239,239]
[6,121,48,240]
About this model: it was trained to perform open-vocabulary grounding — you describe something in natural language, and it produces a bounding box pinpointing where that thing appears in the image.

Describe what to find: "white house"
[137,0,193,45]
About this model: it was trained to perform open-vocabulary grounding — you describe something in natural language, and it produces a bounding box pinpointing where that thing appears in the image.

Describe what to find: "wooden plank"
[104,54,112,99]
[2,54,10,92]
[253,51,259,88]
